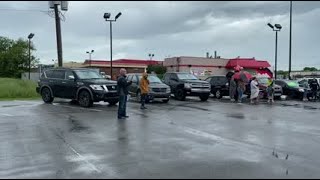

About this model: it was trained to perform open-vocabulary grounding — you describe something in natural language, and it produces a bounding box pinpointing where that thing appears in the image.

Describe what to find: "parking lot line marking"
[0,113,14,117]
[53,104,102,112]
[53,130,102,174]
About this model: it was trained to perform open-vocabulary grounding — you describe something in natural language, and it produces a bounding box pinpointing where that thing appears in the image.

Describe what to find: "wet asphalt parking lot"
[0,97,320,179]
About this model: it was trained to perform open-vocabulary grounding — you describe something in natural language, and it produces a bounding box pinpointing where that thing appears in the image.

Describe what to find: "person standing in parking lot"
[267,77,275,103]
[309,78,319,101]
[229,76,236,102]
[117,68,132,119]
[250,77,259,104]
[140,72,150,109]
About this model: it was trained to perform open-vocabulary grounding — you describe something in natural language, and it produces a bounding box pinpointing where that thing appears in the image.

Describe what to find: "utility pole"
[28,39,31,80]
[289,1,292,80]
[110,21,113,77]
[54,4,63,67]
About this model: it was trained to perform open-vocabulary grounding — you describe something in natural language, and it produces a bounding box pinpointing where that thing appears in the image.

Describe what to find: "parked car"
[36,68,119,107]
[274,79,312,100]
[298,79,320,101]
[205,75,252,99]
[205,75,229,99]
[126,73,171,103]
[163,72,211,101]
[297,77,320,85]
[256,77,282,99]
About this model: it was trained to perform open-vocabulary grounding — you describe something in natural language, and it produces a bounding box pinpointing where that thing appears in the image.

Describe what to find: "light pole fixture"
[148,53,154,60]
[27,33,34,80]
[86,50,94,67]
[267,23,282,79]
[103,12,122,77]
[86,50,94,60]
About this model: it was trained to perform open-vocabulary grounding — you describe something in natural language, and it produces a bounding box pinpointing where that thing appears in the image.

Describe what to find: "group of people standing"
[116,68,150,119]
[229,75,275,105]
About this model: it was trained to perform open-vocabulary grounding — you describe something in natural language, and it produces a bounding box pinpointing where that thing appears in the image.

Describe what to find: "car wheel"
[215,90,222,99]
[136,91,141,102]
[175,89,186,101]
[41,87,54,103]
[78,90,93,107]
[199,94,209,101]
[108,100,119,105]
[162,98,170,103]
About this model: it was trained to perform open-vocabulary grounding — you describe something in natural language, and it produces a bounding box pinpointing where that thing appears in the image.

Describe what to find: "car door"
[205,77,213,93]
[210,77,218,92]
[132,75,140,95]
[63,70,77,99]
[169,74,179,93]
[51,70,66,98]
[275,80,288,95]
[131,75,139,96]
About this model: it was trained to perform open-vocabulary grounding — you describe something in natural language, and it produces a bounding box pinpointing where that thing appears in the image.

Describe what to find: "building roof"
[225,58,271,69]
[83,59,163,66]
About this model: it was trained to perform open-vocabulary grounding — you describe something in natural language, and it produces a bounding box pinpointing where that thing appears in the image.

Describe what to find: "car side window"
[211,77,218,85]
[132,75,138,84]
[65,71,74,80]
[52,70,66,79]
[275,81,284,87]
[170,74,178,81]
[45,70,54,78]
[220,77,228,84]
[164,74,170,83]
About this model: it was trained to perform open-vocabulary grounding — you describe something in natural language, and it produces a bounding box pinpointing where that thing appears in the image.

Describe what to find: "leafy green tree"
[303,67,318,72]
[146,64,167,79]
[0,36,39,78]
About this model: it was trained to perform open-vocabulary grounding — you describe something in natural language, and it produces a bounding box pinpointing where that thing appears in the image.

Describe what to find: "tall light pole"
[27,33,34,80]
[267,23,282,79]
[103,12,122,77]
[86,50,94,67]
[54,3,63,67]
[289,1,292,80]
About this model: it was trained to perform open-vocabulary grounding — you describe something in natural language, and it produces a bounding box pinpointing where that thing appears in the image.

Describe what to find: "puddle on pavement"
[226,113,245,119]
[68,116,90,133]
[303,105,318,110]
[179,104,210,111]
[1,104,20,107]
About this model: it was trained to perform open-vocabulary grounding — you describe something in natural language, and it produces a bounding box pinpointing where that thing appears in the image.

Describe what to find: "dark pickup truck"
[163,72,211,101]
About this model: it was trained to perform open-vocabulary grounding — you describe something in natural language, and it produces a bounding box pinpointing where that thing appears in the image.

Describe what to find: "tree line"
[0,36,38,78]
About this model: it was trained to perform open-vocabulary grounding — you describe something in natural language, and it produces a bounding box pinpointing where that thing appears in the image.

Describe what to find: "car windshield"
[286,81,300,88]
[177,74,198,80]
[138,75,162,83]
[74,70,103,79]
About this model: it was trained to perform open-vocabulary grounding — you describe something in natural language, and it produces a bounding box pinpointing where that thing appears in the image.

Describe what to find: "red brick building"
[83,59,163,77]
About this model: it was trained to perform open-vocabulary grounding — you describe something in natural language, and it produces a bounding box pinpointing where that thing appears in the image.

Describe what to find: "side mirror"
[68,75,75,80]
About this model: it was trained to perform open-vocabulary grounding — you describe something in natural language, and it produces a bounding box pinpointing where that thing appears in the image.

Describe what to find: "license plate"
[274,93,281,96]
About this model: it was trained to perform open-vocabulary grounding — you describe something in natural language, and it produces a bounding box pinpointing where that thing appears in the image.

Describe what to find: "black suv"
[205,76,229,99]
[163,72,211,101]
[36,68,119,107]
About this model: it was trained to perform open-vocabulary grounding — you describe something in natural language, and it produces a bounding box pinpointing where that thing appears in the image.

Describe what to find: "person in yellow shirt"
[140,72,149,109]
[266,77,274,103]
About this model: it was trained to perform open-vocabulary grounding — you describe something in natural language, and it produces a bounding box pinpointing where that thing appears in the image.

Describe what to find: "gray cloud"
[0,1,319,70]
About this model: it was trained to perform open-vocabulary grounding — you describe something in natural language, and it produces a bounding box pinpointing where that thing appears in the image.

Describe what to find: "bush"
[0,78,40,100]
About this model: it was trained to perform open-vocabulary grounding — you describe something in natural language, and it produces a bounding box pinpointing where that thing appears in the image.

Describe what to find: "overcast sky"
[0,1,319,70]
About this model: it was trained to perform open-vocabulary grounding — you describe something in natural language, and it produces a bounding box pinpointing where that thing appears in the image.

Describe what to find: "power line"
[0,8,47,13]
